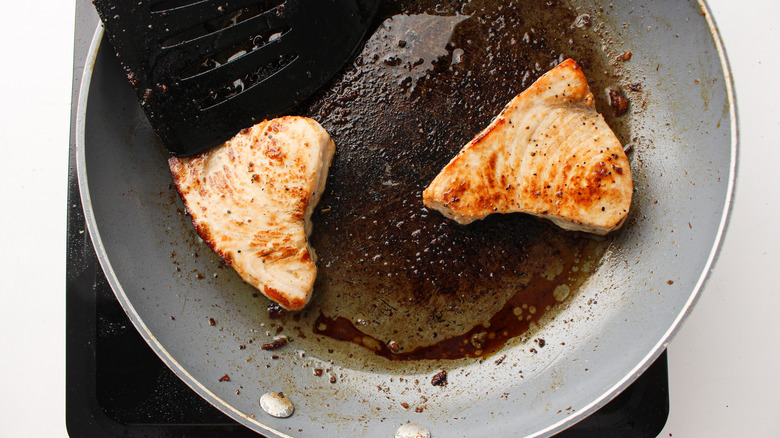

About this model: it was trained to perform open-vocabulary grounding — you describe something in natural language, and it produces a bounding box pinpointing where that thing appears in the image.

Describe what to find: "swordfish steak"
[423,59,632,235]
[168,116,335,310]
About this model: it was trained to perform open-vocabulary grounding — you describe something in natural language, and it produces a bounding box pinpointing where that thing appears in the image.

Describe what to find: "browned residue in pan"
[287,0,626,360]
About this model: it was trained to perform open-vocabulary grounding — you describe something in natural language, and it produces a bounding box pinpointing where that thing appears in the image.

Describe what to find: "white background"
[0,0,778,436]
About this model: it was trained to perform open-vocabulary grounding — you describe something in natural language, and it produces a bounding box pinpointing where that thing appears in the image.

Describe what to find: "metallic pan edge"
[536,0,738,435]
[75,24,294,438]
[76,0,738,433]
[536,0,738,434]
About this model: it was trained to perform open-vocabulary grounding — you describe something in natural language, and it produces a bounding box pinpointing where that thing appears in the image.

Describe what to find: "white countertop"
[1,0,778,436]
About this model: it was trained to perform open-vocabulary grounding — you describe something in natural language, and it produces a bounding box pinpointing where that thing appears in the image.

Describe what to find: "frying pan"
[76,0,736,436]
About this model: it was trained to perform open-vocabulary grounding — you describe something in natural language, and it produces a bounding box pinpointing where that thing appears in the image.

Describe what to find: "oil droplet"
[452,48,465,64]
[553,284,571,302]
[367,13,470,94]
[260,392,294,418]
[395,423,431,438]
[362,336,383,351]
[542,258,564,280]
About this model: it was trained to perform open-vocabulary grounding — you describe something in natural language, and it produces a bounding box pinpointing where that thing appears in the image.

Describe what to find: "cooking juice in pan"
[286,0,627,360]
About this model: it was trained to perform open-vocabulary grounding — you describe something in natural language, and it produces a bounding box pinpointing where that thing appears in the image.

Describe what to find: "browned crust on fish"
[169,116,335,310]
[423,59,632,235]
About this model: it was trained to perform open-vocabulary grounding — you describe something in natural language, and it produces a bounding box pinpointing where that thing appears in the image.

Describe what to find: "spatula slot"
[177,25,292,80]
[149,0,207,13]
[199,52,297,110]
[92,0,381,156]
[159,0,285,48]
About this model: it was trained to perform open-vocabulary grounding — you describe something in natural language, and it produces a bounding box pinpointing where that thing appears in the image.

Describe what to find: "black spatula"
[93,0,379,156]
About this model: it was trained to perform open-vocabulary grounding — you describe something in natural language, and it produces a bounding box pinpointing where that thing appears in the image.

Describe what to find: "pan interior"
[275,0,629,367]
[80,0,734,436]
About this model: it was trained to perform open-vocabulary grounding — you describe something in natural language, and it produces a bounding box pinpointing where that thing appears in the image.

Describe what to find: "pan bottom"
[280,0,626,362]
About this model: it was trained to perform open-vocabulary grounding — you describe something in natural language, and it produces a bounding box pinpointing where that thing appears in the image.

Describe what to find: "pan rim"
[75,0,739,433]
[75,24,297,438]
[531,0,739,435]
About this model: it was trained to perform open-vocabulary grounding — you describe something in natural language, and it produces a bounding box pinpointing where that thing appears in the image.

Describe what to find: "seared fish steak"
[423,59,632,235]
[169,116,335,310]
